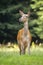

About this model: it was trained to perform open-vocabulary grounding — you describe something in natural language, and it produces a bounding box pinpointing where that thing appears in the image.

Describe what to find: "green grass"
[0,49,43,65]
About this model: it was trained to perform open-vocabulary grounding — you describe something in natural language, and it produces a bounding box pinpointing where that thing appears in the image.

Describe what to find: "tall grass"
[0,45,43,65]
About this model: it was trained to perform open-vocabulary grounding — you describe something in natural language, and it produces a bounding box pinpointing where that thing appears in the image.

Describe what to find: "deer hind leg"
[27,40,31,55]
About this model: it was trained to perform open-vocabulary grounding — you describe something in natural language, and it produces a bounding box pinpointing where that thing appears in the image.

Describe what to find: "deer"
[17,10,32,55]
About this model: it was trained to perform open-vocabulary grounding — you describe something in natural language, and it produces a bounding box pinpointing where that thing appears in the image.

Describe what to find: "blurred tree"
[30,0,43,43]
[0,0,43,44]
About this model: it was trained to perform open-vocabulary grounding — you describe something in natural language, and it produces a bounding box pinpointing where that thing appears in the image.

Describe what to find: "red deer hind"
[17,10,32,55]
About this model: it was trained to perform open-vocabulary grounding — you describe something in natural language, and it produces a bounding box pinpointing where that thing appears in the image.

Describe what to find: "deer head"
[19,10,30,23]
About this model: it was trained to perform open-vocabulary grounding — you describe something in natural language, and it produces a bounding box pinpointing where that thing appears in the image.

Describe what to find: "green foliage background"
[0,0,43,43]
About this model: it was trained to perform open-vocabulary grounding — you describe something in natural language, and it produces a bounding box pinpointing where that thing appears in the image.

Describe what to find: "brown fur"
[17,28,32,54]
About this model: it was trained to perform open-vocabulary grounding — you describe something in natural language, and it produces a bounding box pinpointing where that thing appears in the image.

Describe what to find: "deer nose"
[19,18,22,22]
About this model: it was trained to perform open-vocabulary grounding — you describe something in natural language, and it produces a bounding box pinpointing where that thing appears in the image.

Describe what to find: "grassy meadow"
[0,43,43,65]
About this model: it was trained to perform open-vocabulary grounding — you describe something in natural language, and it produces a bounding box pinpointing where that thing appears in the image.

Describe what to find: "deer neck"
[24,21,28,35]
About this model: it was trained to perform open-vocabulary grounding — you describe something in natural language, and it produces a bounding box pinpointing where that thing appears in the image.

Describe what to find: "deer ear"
[27,11,30,17]
[19,10,24,15]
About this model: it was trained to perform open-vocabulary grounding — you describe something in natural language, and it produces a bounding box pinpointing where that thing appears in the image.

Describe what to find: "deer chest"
[21,34,30,42]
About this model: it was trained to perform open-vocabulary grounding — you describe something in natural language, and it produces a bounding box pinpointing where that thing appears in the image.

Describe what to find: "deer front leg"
[20,42,25,55]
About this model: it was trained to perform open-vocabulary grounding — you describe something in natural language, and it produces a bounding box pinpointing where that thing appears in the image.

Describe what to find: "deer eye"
[26,16,28,18]
[26,15,28,17]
